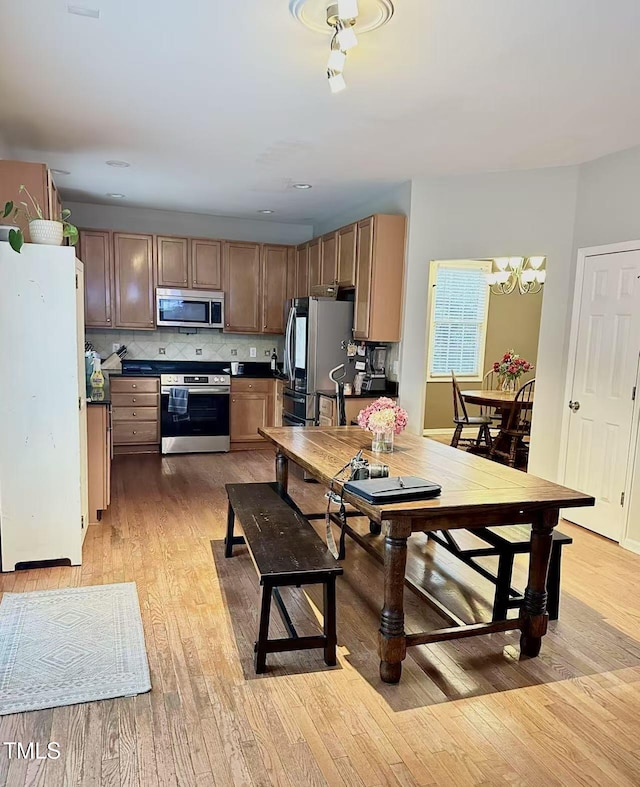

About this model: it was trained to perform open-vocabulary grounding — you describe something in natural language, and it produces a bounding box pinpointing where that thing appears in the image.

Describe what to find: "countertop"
[114,360,285,380]
[316,383,399,400]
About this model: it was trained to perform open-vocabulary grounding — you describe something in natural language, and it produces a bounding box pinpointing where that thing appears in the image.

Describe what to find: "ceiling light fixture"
[51,169,71,176]
[258,209,275,214]
[105,160,130,168]
[486,256,546,295]
[67,4,100,18]
[106,193,126,199]
[290,0,394,93]
[292,183,312,190]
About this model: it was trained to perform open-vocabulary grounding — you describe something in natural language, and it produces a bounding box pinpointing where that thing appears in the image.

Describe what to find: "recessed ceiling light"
[105,160,130,168]
[258,209,275,214]
[67,4,100,18]
[51,169,71,176]
[292,183,312,190]
[106,193,126,199]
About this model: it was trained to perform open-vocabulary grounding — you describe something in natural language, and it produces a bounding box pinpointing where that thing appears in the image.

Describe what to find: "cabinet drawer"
[110,377,159,394]
[111,392,159,408]
[112,406,159,422]
[231,378,272,394]
[318,396,335,418]
[113,421,159,445]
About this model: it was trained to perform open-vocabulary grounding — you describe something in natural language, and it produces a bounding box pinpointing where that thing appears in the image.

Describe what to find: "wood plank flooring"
[1,450,639,786]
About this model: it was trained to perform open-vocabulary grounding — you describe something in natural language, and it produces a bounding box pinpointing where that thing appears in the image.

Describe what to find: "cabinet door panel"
[80,230,113,328]
[157,236,189,287]
[230,393,269,441]
[286,247,297,301]
[191,238,222,289]
[113,233,155,329]
[308,239,321,291]
[262,244,288,334]
[223,241,261,332]
[354,218,374,338]
[320,232,337,285]
[337,223,357,287]
[296,244,309,298]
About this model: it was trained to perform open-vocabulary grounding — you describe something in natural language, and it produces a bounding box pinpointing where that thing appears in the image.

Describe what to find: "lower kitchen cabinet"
[317,394,378,426]
[87,404,112,524]
[110,376,160,454]
[230,379,275,449]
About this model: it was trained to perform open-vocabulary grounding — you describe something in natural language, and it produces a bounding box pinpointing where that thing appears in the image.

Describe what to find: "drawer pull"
[133,430,137,435]
[132,398,136,402]
[132,384,137,389]
[132,412,136,416]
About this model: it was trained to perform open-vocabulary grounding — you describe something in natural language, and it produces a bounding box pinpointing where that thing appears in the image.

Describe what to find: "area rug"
[0,582,151,715]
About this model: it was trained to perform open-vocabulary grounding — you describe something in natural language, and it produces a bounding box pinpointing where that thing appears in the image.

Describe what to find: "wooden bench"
[427,525,573,621]
[225,482,343,673]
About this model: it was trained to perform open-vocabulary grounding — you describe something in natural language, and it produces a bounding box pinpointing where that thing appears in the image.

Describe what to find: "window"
[427,260,491,381]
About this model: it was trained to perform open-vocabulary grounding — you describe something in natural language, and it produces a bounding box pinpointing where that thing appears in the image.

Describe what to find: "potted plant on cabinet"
[2,185,78,253]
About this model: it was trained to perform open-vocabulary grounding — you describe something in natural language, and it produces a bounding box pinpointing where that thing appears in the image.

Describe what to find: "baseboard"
[620,537,640,556]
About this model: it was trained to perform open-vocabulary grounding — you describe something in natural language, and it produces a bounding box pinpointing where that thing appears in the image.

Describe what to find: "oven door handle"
[161,386,230,395]
[283,390,306,404]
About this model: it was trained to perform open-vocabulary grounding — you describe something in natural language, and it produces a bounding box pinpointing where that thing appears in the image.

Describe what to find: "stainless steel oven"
[156,288,224,329]
[160,373,230,453]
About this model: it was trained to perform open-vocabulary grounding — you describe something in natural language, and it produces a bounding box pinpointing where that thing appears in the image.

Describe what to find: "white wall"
[66,202,314,245]
[313,182,412,237]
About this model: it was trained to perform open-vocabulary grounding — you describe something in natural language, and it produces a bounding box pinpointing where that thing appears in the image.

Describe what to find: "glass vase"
[371,430,394,453]
[500,376,517,392]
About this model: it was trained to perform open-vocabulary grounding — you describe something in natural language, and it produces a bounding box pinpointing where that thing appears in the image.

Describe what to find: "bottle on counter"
[90,353,105,389]
[271,347,278,373]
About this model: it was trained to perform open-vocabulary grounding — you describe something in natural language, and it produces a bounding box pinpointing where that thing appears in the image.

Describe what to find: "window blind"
[430,264,489,378]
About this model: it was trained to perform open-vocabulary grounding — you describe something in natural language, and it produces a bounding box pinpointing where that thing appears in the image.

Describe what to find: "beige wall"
[424,285,543,429]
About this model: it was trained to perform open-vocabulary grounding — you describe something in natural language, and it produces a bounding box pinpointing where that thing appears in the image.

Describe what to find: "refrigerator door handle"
[284,305,295,384]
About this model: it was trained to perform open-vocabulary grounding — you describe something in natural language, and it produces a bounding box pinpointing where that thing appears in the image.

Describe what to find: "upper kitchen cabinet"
[79,229,113,328]
[308,238,321,291]
[156,236,189,288]
[223,241,261,333]
[191,238,222,290]
[353,214,406,342]
[262,245,288,334]
[0,160,62,239]
[113,233,156,329]
[320,231,338,285]
[286,247,297,301]
[295,243,309,298]
[337,223,357,287]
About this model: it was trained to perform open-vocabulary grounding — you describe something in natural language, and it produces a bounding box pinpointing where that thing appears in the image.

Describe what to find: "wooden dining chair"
[450,372,493,450]
[489,379,535,468]
[480,370,501,424]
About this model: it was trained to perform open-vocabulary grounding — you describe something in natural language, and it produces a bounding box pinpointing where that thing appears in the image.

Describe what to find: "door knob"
[568,400,581,412]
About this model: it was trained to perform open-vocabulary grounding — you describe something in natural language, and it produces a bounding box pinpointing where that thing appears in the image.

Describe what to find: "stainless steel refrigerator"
[282,297,354,426]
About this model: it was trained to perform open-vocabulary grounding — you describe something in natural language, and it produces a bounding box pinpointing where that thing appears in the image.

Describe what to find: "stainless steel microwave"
[156,288,224,329]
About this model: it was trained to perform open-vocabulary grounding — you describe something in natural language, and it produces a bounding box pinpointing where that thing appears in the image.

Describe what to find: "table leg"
[379,519,411,683]
[520,509,557,657]
[276,450,289,495]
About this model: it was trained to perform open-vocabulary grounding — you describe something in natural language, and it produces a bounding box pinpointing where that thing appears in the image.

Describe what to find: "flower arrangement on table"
[357,397,408,453]
[492,350,534,391]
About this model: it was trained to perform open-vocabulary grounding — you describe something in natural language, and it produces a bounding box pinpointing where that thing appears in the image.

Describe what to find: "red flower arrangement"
[492,350,533,387]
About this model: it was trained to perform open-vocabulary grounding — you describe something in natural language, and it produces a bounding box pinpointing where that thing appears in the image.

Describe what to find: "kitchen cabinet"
[191,238,222,289]
[337,223,357,287]
[113,233,156,329]
[80,229,113,328]
[87,404,112,524]
[223,241,262,333]
[354,214,406,342]
[320,231,338,285]
[317,394,378,426]
[262,244,288,334]
[286,247,297,301]
[295,243,309,298]
[110,376,160,454]
[156,236,189,288]
[230,379,274,448]
[308,238,321,292]
[0,160,62,241]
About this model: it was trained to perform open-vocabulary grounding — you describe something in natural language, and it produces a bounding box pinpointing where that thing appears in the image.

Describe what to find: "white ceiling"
[2,0,640,224]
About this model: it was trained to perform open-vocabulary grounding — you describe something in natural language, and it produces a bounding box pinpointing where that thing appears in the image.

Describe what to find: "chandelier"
[290,0,395,93]
[486,257,547,295]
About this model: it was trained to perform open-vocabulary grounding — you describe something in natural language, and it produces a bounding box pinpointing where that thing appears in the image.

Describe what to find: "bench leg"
[323,577,337,667]
[224,503,235,558]
[254,584,273,674]
[493,552,515,621]
[547,544,562,621]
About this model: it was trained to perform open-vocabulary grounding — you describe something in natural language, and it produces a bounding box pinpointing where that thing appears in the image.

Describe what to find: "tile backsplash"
[87,328,284,363]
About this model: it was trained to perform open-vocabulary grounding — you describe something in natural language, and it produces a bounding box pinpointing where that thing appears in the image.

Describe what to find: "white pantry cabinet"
[0,245,89,571]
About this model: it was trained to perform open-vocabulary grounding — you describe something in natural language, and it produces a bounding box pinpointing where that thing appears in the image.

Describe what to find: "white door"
[563,250,640,540]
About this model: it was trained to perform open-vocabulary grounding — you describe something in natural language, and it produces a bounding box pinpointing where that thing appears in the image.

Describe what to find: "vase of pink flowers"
[492,350,534,392]
[357,397,408,453]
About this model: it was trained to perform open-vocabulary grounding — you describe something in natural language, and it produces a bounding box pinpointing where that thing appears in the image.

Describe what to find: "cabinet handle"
[249,384,252,388]
[106,318,111,322]
[133,430,137,435]
[133,412,136,416]
[132,384,137,389]
[193,279,197,284]
[232,398,236,402]
[132,398,136,402]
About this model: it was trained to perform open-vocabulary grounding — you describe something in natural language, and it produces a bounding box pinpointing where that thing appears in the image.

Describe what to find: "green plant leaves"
[63,223,79,246]
[3,201,14,218]
[8,228,23,253]
[61,208,72,219]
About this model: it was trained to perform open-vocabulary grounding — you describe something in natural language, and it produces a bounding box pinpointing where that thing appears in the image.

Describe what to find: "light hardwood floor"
[1,450,639,786]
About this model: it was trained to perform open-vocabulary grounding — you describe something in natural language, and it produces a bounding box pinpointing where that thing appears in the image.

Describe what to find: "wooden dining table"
[258,426,594,684]
[461,389,533,429]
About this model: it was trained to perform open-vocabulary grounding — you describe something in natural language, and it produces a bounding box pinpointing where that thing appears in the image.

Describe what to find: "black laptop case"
[343,476,442,504]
